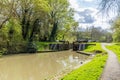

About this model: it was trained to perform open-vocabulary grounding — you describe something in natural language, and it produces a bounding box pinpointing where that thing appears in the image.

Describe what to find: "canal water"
[0,50,90,80]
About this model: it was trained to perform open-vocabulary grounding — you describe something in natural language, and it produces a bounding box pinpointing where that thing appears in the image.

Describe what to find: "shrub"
[26,41,37,53]
[0,48,7,56]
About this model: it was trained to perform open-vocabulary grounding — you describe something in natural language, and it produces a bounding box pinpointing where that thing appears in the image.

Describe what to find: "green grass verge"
[61,43,108,80]
[84,43,105,53]
[61,53,108,80]
[106,44,120,62]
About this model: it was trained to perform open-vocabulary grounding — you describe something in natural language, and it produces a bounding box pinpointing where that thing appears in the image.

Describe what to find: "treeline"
[0,0,78,54]
[76,26,112,42]
[111,17,120,42]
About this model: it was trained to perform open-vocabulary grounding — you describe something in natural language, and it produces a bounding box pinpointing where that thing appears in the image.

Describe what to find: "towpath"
[101,43,120,80]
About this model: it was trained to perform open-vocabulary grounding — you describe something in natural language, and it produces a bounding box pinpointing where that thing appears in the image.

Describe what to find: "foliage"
[112,17,120,42]
[36,42,60,51]
[47,0,74,41]
[100,0,120,43]
[56,14,79,42]
[0,0,77,41]
[77,27,112,42]
[0,0,78,54]
[106,44,120,62]
[0,48,7,56]
[26,41,37,53]
[84,43,105,53]
[61,53,108,80]
[0,18,25,54]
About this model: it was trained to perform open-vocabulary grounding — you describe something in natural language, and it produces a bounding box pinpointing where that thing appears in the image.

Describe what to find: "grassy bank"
[61,53,108,80]
[106,44,120,62]
[61,43,108,80]
[84,43,105,53]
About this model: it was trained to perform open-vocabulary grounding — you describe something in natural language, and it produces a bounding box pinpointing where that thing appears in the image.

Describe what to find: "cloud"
[68,0,111,29]
[76,8,111,29]
[77,9,96,23]
[69,0,80,11]
[84,0,94,2]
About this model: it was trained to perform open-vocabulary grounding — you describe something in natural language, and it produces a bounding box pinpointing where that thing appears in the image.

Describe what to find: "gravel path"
[101,43,120,80]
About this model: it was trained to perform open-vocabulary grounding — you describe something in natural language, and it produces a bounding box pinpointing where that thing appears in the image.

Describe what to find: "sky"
[69,0,115,29]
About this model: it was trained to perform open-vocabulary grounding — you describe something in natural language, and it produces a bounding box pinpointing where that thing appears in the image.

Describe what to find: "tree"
[100,0,119,42]
[112,17,120,42]
[76,26,112,42]
[0,0,13,29]
[0,0,51,53]
[47,0,70,41]
[56,14,78,41]
[15,0,50,41]
[100,0,120,14]
[0,0,50,41]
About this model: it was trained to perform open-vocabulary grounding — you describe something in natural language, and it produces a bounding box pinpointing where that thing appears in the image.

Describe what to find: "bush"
[36,42,59,51]
[26,41,37,53]
[5,41,27,54]
[0,48,7,56]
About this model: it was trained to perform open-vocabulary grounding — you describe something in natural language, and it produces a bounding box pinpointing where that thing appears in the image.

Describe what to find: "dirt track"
[101,43,120,80]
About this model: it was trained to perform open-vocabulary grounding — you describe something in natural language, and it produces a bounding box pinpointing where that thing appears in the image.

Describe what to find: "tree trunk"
[21,9,30,40]
[49,21,58,42]
[29,19,39,41]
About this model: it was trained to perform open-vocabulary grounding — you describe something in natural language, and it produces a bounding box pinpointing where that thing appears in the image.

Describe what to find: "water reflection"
[0,50,89,80]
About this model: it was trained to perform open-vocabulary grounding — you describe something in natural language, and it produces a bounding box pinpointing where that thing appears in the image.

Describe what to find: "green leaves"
[112,17,120,42]
[33,0,50,12]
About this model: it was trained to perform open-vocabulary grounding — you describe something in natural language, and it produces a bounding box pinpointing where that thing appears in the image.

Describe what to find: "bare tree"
[100,0,120,15]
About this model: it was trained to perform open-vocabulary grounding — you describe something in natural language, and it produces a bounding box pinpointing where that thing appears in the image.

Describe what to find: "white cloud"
[69,0,80,11]
[74,13,80,21]
[84,0,94,2]
[68,0,111,29]
[77,8,111,29]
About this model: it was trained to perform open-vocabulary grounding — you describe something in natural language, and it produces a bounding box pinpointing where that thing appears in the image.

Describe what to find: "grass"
[61,53,108,80]
[84,43,105,53]
[106,44,120,62]
[61,43,108,80]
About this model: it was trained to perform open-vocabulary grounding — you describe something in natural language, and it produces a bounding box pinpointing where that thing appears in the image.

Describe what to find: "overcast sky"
[69,0,116,29]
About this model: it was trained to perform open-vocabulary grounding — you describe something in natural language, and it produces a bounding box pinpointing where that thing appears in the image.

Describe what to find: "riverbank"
[106,43,120,62]
[60,43,108,80]
[61,53,107,80]
[50,60,92,80]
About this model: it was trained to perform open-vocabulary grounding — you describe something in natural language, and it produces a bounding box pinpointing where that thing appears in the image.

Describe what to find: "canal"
[0,50,90,80]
